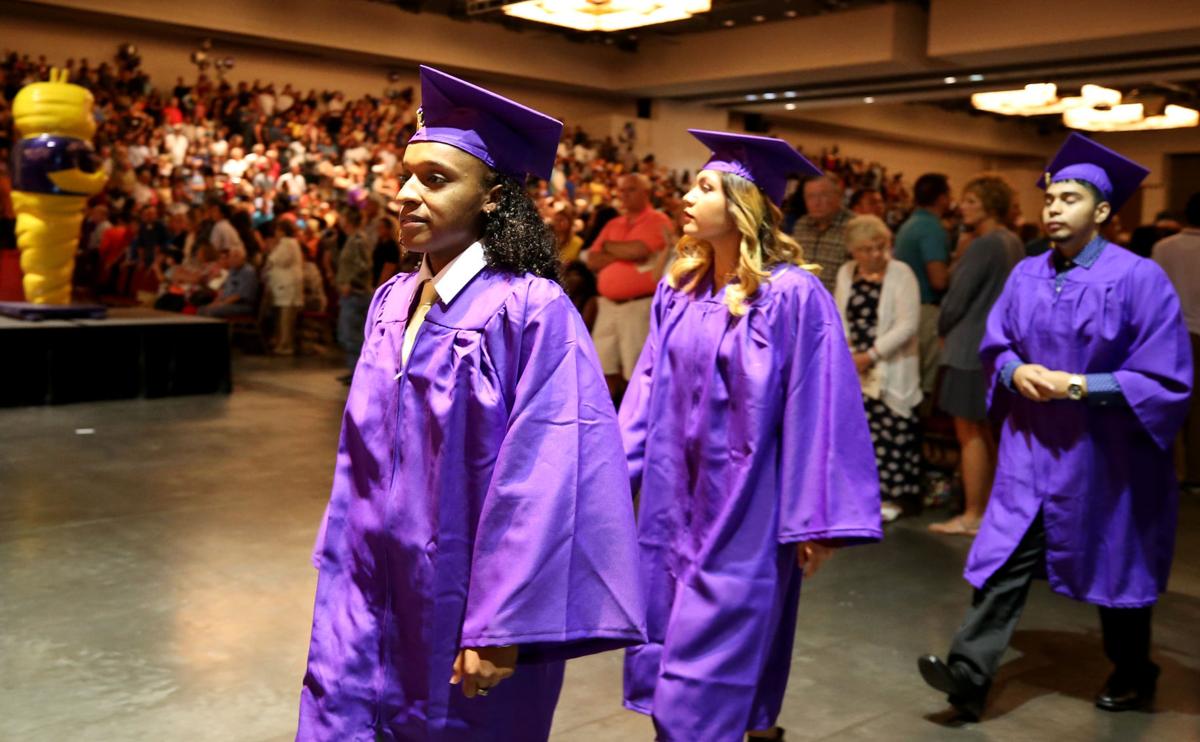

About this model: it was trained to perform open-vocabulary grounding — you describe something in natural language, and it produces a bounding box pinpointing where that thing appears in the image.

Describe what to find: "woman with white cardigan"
[835,215,923,522]
[264,219,305,355]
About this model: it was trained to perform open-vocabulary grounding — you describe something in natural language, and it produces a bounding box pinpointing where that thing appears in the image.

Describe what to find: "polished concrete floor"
[2,356,1198,742]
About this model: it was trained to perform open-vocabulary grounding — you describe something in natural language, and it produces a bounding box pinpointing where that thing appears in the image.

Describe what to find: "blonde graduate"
[620,128,881,742]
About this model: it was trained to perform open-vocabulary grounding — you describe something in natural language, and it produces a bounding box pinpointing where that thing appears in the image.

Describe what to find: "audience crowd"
[2,48,1196,525]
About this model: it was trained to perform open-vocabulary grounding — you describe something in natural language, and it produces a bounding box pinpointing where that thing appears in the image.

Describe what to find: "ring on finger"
[477,687,490,697]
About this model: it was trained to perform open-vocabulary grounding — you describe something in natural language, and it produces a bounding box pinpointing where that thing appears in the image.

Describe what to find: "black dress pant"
[948,511,1153,687]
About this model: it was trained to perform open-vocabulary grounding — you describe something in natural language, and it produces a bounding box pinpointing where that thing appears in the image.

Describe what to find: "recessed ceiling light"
[863,96,876,104]
[723,19,735,26]
[746,94,759,101]
[785,103,797,111]
[784,9,797,17]
[969,74,984,82]
[944,76,958,84]
[753,15,765,22]
[763,92,777,100]
[785,91,797,98]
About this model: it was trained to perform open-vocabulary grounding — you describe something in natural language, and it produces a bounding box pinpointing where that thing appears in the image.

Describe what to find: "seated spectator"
[199,246,259,317]
[835,215,922,522]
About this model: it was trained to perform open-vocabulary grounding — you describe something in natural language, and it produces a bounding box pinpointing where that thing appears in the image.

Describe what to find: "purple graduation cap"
[688,129,823,205]
[408,65,563,181]
[1039,132,1150,212]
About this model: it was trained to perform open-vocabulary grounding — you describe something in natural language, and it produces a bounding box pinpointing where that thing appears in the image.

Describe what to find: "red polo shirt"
[595,207,672,301]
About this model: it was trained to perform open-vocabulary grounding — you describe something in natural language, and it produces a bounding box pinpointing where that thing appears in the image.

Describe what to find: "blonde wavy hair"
[668,172,818,317]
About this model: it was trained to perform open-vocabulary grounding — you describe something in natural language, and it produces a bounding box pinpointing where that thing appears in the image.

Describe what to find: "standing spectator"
[371,215,401,286]
[849,188,885,219]
[265,220,304,354]
[893,173,952,397]
[301,248,327,313]
[199,246,259,317]
[562,260,598,330]
[929,174,1023,535]
[552,209,583,265]
[1152,191,1200,486]
[584,173,673,399]
[835,215,923,522]
[792,174,853,293]
[334,209,372,383]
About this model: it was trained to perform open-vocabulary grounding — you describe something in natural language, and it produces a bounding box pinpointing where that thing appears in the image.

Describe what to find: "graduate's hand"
[1039,370,1073,400]
[450,645,518,698]
[852,351,874,374]
[1012,364,1057,402]
[796,541,834,578]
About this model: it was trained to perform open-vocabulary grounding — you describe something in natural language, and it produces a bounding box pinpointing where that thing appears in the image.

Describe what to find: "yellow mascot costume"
[11,68,107,305]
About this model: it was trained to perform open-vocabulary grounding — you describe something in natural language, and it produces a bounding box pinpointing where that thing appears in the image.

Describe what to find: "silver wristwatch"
[1067,374,1086,401]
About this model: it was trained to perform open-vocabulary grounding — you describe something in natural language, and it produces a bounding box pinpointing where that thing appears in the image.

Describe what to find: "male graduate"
[918,133,1193,719]
[297,66,645,741]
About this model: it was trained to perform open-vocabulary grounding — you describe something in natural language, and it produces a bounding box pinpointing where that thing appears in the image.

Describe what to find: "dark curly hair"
[480,173,560,282]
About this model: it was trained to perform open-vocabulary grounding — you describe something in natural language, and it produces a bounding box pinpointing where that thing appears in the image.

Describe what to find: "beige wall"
[623,2,933,97]
[1095,129,1200,221]
[929,0,1200,64]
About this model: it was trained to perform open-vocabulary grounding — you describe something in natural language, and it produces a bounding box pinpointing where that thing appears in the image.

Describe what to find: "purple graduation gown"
[620,266,883,741]
[298,268,646,741]
[972,242,1193,607]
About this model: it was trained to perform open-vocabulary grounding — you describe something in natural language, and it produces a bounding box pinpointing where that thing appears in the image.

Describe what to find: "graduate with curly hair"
[297,66,645,742]
[620,130,883,742]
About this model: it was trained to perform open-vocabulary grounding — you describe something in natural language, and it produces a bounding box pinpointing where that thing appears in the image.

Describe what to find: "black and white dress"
[847,276,921,504]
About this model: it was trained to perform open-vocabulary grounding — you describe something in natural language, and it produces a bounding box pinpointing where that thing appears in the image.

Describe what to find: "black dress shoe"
[918,655,987,721]
[746,727,784,741]
[1095,664,1159,712]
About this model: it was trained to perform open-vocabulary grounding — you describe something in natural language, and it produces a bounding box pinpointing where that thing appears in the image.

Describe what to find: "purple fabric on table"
[687,129,823,205]
[1038,132,1149,212]
[973,240,1193,608]
[408,65,563,181]
[619,267,882,740]
[298,268,645,741]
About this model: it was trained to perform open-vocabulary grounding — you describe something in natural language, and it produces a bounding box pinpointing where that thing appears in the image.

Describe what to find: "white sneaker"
[880,502,903,523]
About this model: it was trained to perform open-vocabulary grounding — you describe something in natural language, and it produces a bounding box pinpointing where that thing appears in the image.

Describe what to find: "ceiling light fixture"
[785,103,797,111]
[971,83,1121,116]
[944,76,958,84]
[1064,102,1199,132]
[863,96,875,104]
[968,74,984,82]
[502,0,712,32]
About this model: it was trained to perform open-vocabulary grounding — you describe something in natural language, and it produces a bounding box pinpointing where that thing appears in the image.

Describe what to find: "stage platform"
[0,307,232,407]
